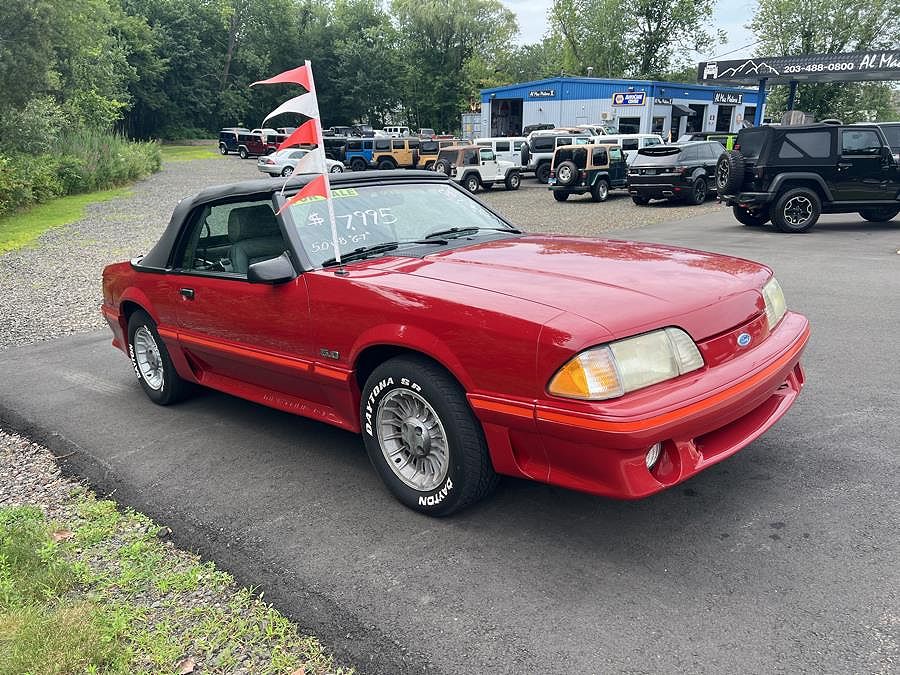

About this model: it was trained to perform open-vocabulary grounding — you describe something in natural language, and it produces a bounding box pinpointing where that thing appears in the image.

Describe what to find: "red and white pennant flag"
[252,60,342,263]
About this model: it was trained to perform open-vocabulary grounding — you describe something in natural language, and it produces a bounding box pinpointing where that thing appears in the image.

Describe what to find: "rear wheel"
[377,159,396,171]
[350,158,367,172]
[732,205,769,226]
[434,159,451,175]
[591,178,610,202]
[859,207,900,222]
[238,147,249,159]
[281,166,294,177]
[330,163,344,173]
[463,174,480,193]
[632,195,650,206]
[127,310,189,406]
[504,172,520,190]
[535,162,551,184]
[687,177,708,205]
[772,188,821,233]
[360,356,498,516]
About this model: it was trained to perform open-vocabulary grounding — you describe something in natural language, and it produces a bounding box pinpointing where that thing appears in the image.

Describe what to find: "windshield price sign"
[612,92,646,106]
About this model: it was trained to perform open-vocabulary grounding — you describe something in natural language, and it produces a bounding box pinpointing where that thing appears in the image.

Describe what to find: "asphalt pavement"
[1,210,898,674]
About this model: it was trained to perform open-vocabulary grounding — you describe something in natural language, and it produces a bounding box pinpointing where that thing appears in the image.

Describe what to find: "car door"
[392,139,410,167]
[836,128,890,201]
[172,197,323,403]
[606,146,626,185]
[494,140,511,164]
[478,148,499,180]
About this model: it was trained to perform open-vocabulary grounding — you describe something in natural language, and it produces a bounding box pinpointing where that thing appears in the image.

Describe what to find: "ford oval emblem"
[737,332,752,348]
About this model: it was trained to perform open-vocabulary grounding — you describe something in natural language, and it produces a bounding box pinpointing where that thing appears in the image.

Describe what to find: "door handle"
[837,162,852,170]
[180,288,195,300]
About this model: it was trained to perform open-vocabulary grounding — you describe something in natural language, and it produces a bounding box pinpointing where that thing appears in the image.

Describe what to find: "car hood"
[408,235,771,341]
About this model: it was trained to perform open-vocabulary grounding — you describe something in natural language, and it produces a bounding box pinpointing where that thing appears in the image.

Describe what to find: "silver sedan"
[257,149,344,177]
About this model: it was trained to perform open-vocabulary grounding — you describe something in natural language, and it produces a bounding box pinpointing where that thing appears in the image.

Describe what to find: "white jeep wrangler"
[433,145,521,193]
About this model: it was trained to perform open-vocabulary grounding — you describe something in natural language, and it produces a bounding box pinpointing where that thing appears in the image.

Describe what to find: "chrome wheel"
[133,326,164,391]
[376,389,449,492]
[330,164,343,173]
[597,181,608,199]
[557,165,573,183]
[281,166,293,177]
[783,195,813,226]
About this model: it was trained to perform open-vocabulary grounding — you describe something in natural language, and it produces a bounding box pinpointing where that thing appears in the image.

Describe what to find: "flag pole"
[304,60,343,268]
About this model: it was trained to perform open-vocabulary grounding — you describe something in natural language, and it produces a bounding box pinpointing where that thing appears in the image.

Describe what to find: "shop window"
[686,105,705,133]
[618,117,641,134]
[744,106,757,124]
[652,117,665,134]
[716,106,734,132]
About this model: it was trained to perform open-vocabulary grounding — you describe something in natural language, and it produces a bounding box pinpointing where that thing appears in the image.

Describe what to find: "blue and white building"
[479,77,765,139]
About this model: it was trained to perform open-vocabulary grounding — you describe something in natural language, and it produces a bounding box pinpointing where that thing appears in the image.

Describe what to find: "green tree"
[392,0,517,131]
[549,0,721,79]
[749,0,900,121]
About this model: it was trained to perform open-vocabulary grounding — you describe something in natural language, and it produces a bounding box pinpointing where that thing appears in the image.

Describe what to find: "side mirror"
[247,251,296,284]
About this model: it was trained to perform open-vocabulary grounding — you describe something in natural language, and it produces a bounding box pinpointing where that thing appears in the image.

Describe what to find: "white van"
[474,136,527,167]
[592,134,664,164]
[385,126,411,138]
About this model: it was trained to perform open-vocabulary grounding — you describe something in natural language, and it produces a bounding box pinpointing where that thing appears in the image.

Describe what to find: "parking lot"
[1,155,897,673]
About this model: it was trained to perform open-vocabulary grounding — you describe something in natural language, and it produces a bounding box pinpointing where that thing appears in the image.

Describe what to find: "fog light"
[645,442,662,470]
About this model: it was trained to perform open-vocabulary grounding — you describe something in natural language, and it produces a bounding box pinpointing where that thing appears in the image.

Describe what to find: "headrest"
[228,205,279,242]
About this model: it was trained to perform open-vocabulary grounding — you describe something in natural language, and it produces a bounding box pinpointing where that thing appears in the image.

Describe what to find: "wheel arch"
[770,173,833,202]
[352,339,474,394]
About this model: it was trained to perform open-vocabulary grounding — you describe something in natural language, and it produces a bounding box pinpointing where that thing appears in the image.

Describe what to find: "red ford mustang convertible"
[102,171,809,515]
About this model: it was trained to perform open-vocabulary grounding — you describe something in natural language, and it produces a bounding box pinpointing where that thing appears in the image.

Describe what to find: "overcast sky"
[500,0,760,62]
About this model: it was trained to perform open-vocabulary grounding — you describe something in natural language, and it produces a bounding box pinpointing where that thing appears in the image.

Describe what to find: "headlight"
[548,327,704,400]
[762,277,786,330]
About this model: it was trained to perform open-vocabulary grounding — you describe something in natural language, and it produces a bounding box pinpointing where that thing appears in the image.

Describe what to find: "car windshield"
[288,183,511,267]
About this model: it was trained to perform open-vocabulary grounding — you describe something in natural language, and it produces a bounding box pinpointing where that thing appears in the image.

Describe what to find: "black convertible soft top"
[138,170,447,269]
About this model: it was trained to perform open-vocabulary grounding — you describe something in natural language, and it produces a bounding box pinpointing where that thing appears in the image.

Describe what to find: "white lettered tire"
[360,355,498,515]
[127,309,189,405]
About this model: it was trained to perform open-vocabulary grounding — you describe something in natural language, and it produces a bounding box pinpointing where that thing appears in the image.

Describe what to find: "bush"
[0,129,161,216]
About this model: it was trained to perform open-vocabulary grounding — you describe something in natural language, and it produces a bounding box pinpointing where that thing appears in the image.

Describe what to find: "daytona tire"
[360,356,498,516]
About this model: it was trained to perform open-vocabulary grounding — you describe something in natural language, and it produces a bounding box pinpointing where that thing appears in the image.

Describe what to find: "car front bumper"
[469,311,810,499]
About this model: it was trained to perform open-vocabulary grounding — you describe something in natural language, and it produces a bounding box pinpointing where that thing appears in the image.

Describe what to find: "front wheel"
[360,356,498,516]
[772,188,821,233]
[535,162,551,184]
[632,195,650,206]
[127,310,189,406]
[350,158,367,172]
[330,163,344,173]
[859,207,900,222]
[553,191,569,202]
[377,159,396,171]
[238,147,249,159]
[504,172,521,190]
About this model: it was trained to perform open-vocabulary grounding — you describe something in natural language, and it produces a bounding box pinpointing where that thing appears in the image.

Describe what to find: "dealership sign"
[697,49,900,85]
[713,91,744,105]
[654,97,673,105]
[612,92,646,106]
[528,89,556,98]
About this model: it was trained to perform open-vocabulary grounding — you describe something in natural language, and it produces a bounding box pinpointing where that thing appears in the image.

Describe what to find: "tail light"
[580,171,587,179]
[734,143,741,151]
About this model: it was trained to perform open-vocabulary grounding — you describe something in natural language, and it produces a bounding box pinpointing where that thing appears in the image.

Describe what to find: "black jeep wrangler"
[716,125,900,232]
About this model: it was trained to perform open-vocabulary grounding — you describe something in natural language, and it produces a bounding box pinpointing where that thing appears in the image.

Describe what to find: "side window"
[392,140,404,150]
[556,137,572,147]
[463,149,478,166]
[480,148,496,162]
[407,138,419,149]
[621,139,639,151]
[289,150,306,159]
[495,141,510,152]
[375,139,390,151]
[678,146,699,162]
[363,140,373,150]
[780,131,832,159]
[591,146,609,166]
[475,141,490,148]
[608,147,623,161]
[841,129,881,156]
[532,137,554,152]
[513,141,524,151]
[644,137,661,147]
[347,140,362,151]
[180,200,284,276]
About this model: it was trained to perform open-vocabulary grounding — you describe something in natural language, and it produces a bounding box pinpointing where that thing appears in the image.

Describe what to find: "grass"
[159,145,223,162]
[0,495,351,674]
[0,187,130,254]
